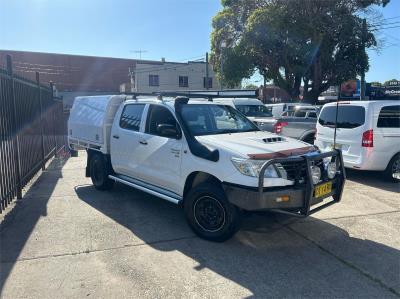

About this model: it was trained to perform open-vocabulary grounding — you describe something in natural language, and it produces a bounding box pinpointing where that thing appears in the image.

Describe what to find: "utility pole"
[360,18,367,100]
[205,52,209,90]
[128,67,135,92]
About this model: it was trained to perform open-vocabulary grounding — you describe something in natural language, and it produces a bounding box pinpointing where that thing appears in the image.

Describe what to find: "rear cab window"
[377,105,400,128]
[318,105,365,129]
[120,104,146,131]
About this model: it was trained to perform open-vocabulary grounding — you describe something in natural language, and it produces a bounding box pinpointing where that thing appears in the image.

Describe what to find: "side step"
[108,174,182,205]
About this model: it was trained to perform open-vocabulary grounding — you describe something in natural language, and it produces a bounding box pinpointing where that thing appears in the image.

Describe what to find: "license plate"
[314,182,333,198]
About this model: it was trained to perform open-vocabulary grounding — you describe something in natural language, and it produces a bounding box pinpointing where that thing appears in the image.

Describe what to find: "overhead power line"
[371,25,400,31]
[369,21,400,28]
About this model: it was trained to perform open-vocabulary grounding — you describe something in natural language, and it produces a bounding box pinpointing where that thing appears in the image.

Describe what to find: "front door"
[139,104,183,194]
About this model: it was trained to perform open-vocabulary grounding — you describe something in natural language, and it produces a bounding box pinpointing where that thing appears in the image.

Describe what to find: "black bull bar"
[257,149,346,217]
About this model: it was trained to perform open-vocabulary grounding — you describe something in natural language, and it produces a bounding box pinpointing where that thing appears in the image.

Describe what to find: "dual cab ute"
[68,94,345,241]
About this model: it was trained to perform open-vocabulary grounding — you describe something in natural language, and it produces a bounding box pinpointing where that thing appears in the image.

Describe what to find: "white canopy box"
[68,95,126,153]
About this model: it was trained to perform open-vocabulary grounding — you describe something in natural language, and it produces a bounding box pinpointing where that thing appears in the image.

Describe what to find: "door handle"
[139,140,148,145]
[112,135,120,139]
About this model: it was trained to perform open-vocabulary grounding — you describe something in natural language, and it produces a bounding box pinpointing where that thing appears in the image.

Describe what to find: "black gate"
[0,55,68,212]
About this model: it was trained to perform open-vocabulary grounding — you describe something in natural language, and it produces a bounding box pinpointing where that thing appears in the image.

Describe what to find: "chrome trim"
[108,174,182,204]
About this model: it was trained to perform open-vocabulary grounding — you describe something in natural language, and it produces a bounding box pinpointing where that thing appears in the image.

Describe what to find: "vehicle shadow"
[75,183,399,298]
[345,168,399,193]
[0,157,69,294]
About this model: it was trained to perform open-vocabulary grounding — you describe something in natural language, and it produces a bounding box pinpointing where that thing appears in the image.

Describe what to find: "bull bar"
[256,149,346,217]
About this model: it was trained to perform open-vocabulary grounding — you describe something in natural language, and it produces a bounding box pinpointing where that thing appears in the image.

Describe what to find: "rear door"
[110,103,147,178]
[316,104,368,160]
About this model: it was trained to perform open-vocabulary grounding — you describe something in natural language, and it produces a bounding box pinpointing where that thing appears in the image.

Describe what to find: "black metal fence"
[0,55,68,212]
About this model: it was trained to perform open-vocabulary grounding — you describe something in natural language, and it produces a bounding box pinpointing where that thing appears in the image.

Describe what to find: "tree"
[243,83,259,90]
[211,0,389,104]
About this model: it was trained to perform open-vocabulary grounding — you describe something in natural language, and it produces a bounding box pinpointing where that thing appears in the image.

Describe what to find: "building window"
[149,75,159,86]
[203,77,212,88]
[179,76,188,87]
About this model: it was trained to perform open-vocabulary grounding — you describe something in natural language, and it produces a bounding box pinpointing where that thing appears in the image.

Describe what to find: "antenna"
[130,50,148,60]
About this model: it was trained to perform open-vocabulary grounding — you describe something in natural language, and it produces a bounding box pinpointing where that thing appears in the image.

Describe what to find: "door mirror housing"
[157,124,181,139]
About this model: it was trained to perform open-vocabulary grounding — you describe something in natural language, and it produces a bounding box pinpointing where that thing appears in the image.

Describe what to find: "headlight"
[326,162,337,179]
[310,165,321,184]
[231,157,279,178]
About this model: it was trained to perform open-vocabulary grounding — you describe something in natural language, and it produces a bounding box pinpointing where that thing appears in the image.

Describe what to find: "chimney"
[161,57,165,63]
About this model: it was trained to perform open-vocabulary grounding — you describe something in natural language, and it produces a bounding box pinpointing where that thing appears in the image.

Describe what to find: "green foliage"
[211,0,389,103]
[243,83,259,89]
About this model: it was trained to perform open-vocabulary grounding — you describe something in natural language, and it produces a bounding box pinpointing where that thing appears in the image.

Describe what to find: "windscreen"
[236,105,273,117]
[318,105,365,129]
[180,104,259,136]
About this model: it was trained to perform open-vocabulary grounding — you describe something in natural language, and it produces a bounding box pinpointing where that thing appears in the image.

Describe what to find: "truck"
[68,93,346,242]
[272,106,320,144]
[212,98,276,131]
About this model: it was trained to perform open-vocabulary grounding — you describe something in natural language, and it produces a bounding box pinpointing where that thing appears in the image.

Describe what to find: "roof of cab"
[323,100,399,108]
[123,96,221,110]
[214,97,262,105]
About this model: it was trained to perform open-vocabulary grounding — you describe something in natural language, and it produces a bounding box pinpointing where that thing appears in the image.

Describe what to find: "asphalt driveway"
[0,153,399,298]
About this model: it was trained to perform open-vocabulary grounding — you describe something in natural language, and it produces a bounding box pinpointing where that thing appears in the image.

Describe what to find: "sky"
[0,0,399,83]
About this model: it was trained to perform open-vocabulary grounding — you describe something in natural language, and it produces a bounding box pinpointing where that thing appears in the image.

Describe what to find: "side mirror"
[157,124,181,139]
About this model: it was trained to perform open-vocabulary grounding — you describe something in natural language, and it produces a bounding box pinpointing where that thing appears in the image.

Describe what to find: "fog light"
[276,195,290,202]
[310,166,321,184]
[327,162,337,179]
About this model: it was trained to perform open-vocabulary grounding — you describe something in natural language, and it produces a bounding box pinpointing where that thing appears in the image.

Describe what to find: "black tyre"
[384,153,400,182]
[302,134,315,145]
[184,182,242,242]
[90,154,114,190]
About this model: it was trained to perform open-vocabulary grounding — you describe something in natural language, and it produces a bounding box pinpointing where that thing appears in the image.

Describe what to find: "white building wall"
[134,61,220,93]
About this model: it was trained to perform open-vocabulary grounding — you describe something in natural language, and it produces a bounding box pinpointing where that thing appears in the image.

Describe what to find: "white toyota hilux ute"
[68,95,346,242]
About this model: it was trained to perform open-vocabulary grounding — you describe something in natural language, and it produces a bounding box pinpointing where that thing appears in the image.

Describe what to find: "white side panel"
[68,95,125,153]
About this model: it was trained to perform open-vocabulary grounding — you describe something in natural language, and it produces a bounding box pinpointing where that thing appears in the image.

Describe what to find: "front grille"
[278,160,308,184]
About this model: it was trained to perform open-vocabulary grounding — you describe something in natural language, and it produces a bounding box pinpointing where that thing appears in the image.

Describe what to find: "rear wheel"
[90,154,114,190]
[384,153,400,182]
[184,182,242,242]
[303,134,315,145]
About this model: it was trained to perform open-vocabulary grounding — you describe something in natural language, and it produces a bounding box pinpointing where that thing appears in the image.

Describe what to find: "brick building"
[0,50,219,109]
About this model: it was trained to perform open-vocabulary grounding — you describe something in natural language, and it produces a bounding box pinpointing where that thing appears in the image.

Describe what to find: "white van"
[212,98,275,131]
[315,100,400,181]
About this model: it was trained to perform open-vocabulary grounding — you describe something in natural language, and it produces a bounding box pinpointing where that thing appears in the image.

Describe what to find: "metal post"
[36,72,46,170]
[50,82,58,157]
[333,89,340,149]
[205,52,209,90]
[220,56,224,91]
[360,18,367,100]
[6,55,23,199]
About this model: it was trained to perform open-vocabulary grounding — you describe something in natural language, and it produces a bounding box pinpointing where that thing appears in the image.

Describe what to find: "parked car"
[265,102,312,117]
[68,95,345,242]
[315,100,400,182]
[272,106,319,144]
[212,98,276,131]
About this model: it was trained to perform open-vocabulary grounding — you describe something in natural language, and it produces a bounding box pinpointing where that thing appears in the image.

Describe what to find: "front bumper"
[222,150,346,217]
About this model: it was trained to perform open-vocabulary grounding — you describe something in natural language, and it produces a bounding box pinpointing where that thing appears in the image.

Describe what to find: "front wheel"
[184,182,242,242]
[384,153,400,182]
[90,154,114,190]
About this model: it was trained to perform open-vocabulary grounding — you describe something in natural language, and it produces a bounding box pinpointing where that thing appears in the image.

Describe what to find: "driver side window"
[145,105,180,138]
